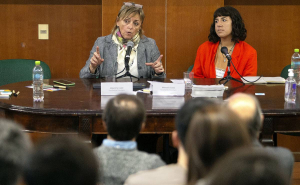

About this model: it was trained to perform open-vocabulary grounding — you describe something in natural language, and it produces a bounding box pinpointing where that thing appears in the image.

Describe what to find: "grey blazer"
[79,34,165,79]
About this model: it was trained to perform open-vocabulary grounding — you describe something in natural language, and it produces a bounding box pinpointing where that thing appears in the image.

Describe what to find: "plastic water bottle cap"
[294,49,299,53]
[35,61,41,65]
[288,69,294,76]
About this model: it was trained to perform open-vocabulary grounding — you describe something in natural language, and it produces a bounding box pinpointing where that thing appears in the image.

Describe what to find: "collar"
[102,139,137,150]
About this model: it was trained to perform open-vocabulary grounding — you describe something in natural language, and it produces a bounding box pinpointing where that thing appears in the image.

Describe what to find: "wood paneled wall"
[0,1,102,79]
[0,0,299,79]
[166,0,223,78]
[226,1,300,77]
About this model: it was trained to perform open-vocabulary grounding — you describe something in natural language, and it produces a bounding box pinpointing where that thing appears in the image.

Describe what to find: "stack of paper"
[191,85,225,97]
[0,90,12,99]
[242,76,285,84]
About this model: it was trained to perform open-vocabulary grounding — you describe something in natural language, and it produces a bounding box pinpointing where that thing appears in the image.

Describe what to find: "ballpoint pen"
[53,85,69,90]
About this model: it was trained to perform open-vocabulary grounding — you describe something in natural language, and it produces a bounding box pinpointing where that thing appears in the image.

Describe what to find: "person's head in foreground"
[0,118,32,185]
[24,136,99,185]
[226,93,263,141]
[186,105,251,185]
[209,6,247,43]
[174,98,221,166]
[103,94,146,141]
[197,148,289,185]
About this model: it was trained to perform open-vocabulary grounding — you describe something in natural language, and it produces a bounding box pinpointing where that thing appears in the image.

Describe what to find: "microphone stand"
[116,57,139,81]
[219,58,244,85]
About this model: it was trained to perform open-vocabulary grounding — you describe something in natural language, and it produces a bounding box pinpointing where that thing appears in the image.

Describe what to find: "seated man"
[227,93,294,181]
[24,136,99,185]
[94,94,165,185]
[0,118,32,185]
[125,98,219,185]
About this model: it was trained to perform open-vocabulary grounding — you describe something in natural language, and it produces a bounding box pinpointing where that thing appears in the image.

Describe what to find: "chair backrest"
[188,64,194,72]
[0,59,51,86]
[280,64,291,79]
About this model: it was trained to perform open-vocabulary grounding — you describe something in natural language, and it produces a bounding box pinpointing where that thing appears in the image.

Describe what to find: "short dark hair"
[186,105,251,184]
[0,119,31,185]
[103,94,146,141]
[24,136,99,185]
[175,98,219,148]
[208,6,247,43]
[205,148,289,185]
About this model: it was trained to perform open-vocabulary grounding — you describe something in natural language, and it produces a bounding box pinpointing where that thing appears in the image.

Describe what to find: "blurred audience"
[94,94,165,185]
[125,98,219,185]
[0,118,32,185]
[186,105,251,185]
[197,148,289,185]
[24,136,98,185]
[227,93,294,181]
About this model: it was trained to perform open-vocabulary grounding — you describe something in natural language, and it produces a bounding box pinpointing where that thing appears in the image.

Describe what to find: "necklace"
[220,43,235,63]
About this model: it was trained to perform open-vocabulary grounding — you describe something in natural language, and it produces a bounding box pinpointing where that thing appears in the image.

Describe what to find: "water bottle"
[33,61,44,102]
[285,69,296,102]
[291,48,300,85]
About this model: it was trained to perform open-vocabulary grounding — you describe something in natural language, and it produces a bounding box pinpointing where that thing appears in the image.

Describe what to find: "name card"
[152,96,185,109]
[101,96,115,109]
[152,83,185,96]
[101,82,133,95]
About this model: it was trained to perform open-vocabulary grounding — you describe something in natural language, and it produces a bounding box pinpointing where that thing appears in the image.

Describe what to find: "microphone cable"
[230,60,263,83]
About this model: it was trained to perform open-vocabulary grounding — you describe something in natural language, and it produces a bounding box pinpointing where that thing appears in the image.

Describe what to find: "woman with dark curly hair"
[192,6,257,78]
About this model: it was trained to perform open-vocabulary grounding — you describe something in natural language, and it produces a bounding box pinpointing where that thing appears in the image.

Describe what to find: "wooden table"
[0,78,299,148]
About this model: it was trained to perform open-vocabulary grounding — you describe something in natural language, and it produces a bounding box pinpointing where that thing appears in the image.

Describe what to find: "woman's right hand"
[89,46,104,74]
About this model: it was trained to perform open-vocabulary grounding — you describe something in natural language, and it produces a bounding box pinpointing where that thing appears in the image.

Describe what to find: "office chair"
[0,59,51,86]
[280,64,291,79]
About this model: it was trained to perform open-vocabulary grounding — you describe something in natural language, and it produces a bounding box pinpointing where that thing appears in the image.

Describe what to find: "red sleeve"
[192,45,205,78]
[242,49,257,76]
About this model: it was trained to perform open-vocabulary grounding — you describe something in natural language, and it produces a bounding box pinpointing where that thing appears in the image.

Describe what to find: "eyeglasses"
[123,2,143,9]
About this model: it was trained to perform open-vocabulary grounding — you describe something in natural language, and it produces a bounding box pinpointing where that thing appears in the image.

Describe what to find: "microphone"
[221,47,232,61]
[124,41,134,72]
[125,41,134,60]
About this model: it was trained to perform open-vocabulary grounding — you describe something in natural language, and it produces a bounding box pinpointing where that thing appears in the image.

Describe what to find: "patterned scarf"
[114,28,140,48]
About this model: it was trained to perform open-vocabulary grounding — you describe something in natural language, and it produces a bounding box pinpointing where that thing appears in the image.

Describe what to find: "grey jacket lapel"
[105,35,118,74]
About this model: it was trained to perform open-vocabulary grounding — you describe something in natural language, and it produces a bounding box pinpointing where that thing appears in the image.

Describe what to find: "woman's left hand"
[145,55,164,74]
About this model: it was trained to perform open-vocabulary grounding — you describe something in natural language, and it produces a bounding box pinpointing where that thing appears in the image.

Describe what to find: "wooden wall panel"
[227,5,300,77]
[166,0,223,79]
[1,0,300,79]
[102,0,166,67]
[0,3,101,79]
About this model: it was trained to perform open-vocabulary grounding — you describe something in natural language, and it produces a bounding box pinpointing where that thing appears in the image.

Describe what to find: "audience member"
[94,94,165,185]
[24,136,98,185]
[0,118,32,185]
[125,98,219,185]
[186,105,251,185]
[197,148,289,185]
[227,93,294,180]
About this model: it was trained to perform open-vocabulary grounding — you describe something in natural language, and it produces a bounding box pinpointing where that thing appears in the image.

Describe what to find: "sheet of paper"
[152,83,185,96]
[242,76,285,84]
[101,82,134,95]
[170,79,185,84]
[192,85,225,97]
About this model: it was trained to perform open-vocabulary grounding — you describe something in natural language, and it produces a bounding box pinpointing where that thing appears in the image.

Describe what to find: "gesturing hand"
[145,55,164,74]
[89,46,104,74]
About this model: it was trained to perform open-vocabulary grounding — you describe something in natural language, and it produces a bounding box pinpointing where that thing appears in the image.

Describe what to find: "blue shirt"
[102,139,137,150]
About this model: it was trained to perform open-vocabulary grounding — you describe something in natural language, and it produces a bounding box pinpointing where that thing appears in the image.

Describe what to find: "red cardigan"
[192,41,257,78]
